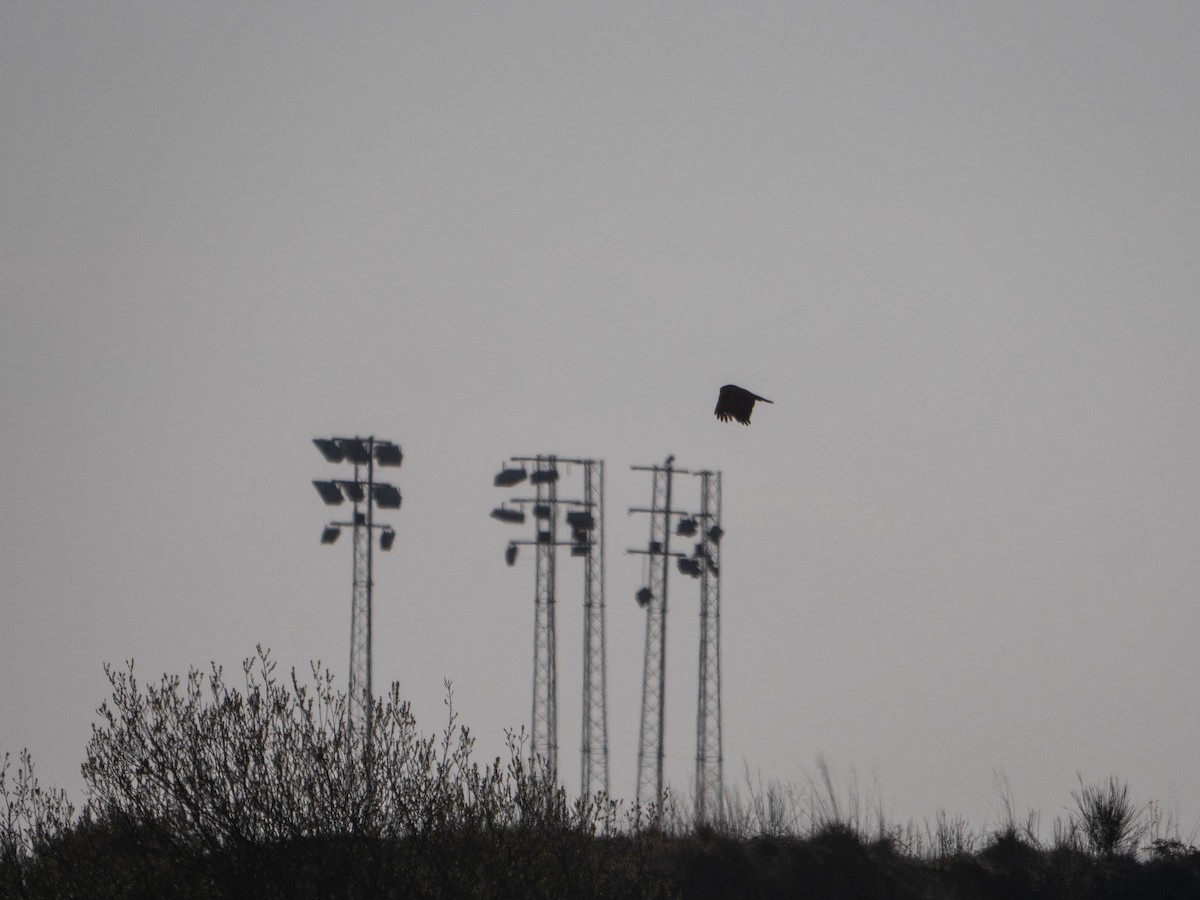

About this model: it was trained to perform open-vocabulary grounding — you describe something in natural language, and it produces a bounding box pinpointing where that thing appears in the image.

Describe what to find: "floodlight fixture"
[341,439,371,465]
[340,480,366,503]
[380,529,396,551]
[372,484,402,509]
[321,526,341,544]
[537,529,552,544]
[636,587,652,608]
[374,442,403,467]
[566,511,595,531]
[529,468,559,485]
[494,467,528,487]
[533,504,552,520]
[313,480,345,505]
[676,517,698,537]
[314,438,346,463]
[505,543,518,566]
[491,506,526,524]
[707,525,724,544]
[677,558,702,578]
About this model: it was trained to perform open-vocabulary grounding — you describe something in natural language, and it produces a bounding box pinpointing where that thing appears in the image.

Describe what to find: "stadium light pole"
[491,455,608,795]
[312,435,402,770]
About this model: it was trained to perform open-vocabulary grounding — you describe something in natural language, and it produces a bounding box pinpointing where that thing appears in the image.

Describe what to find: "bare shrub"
[1069,774,1147,858]
[925,810,977,861]
[1,749,76,889]
[5,648,661,898]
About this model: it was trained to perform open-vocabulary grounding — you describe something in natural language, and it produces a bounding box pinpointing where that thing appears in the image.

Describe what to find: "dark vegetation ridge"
[3,651,1198,899]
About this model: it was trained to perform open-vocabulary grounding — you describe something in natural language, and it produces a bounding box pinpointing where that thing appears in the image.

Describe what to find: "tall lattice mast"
[349,452,373,740]
[579,459,609,798]
[629,455,686,820]
[530,455,559,776]
[693,470,724,823]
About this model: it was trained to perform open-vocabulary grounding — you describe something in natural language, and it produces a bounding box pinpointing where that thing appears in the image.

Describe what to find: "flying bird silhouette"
[714,384,773,425]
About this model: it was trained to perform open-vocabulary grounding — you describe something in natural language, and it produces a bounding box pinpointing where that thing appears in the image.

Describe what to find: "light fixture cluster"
[312,437,402,549]
[491,461,596,565]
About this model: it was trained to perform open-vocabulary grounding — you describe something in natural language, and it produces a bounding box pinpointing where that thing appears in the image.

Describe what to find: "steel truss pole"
[632,456,679,821]
[349,442,374,747]
[694,470,723,824]
[580,460,609,798]
[531,455,559,777]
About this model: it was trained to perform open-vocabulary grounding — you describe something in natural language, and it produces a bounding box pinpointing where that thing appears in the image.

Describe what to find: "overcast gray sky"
[3,2,1199,834]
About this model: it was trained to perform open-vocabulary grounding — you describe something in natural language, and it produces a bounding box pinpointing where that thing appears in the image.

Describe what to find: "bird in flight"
[714,384,773,425]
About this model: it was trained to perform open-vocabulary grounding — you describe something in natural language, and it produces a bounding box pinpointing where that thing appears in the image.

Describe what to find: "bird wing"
[715,384,761,425]
[714,385,737,422]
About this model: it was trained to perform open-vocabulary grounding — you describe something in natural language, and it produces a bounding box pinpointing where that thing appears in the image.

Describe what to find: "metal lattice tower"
[579,460,609,798]
[311,436,402,764]
[349,468,373,739]
[693,470,724,823]
[491,455,608,789]
[629,455,685,819]
[530,456,559,776]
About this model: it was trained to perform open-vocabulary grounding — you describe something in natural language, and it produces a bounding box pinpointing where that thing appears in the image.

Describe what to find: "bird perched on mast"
[714,384,773,425]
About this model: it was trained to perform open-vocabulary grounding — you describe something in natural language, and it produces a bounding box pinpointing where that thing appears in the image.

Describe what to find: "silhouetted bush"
[5,653,1200,899]
[1070,775,1147,858]
[2,649,666,899]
